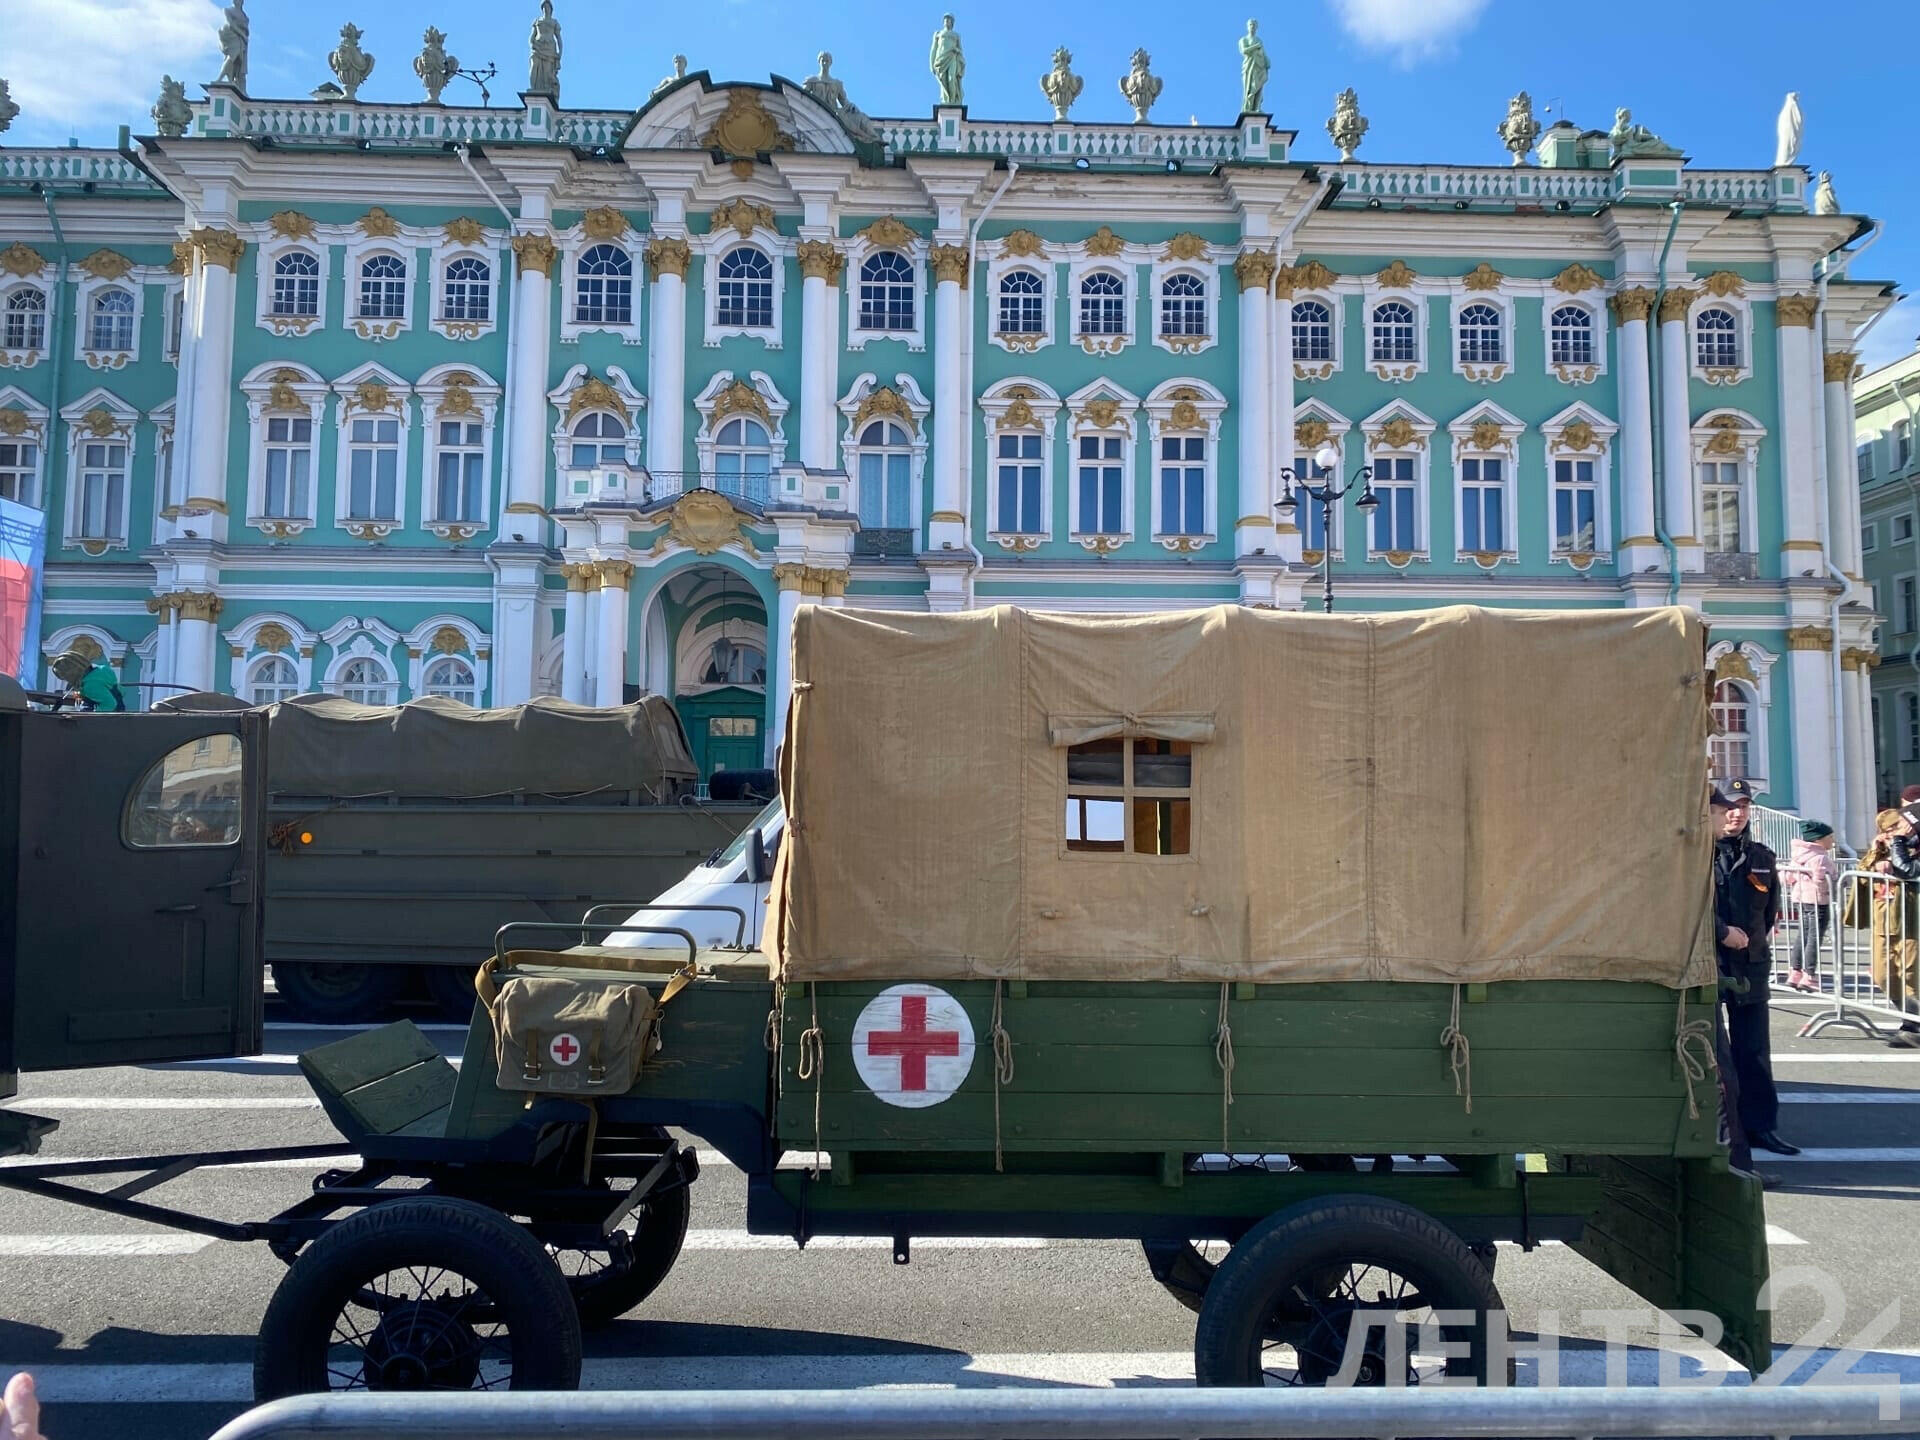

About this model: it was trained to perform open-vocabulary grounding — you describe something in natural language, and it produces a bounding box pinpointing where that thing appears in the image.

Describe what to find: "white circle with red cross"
[549,1033,583,1068]
[851,984,975,1109]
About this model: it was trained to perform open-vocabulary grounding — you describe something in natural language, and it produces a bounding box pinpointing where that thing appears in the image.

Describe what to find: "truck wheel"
[271,961,402,1024]
[254,1196,581,1400]
[420,964,479,1020]
[556,1175,692,1328]
[1193,1196,1502,1388]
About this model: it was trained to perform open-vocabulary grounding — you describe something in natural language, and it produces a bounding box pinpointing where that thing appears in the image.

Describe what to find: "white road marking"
[264,1021,467,1034]
[682,1230,1047,1251]
[157,1055,462,1070]
[1774,1053,1920,1063]
[0,1234,211,1256]
[1779,1089,1920,1102]
[1765,1224,1807,1246]
[1760,1147,1920,1163]
[5,1097,321,1110]
[0,1152,357,1171]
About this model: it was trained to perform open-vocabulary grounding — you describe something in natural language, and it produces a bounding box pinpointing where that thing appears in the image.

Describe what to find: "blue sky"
[9,0,1918,365]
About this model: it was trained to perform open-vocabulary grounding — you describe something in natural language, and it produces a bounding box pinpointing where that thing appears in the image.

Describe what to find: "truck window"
[1065,737,1191,856]
[123,735,245,848]
[712,797,783,871]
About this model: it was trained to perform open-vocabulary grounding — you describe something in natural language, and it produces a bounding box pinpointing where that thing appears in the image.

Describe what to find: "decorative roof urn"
[1327,87,1368,162]
[1118,48,1162,124]
[1038,47,1082,121]
[329,23,375,101]
[1498,91,1541,166]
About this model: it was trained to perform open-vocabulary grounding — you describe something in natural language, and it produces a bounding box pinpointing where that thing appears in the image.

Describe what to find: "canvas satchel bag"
[477,959,695,1095]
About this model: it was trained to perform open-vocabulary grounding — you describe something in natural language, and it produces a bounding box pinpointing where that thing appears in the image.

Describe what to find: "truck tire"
[253,1195,582,1400]
[271,961,403,1024]
[559,1174,692,1328]
[1193,1196,1502,1388]
[421,963,480,1020]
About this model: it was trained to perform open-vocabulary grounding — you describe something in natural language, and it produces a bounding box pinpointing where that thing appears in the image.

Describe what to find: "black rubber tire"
[1193,1195,1503,1388]
[271,961,403,1024]
[253,1196,582,1401]
[419,963,481,1021]
[565,1174,692,1327]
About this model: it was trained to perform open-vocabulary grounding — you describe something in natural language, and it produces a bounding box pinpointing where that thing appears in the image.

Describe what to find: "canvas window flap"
[1048,714,1217,747]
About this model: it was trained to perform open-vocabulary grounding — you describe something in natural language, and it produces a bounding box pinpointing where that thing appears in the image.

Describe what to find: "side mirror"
[744,827,768,885]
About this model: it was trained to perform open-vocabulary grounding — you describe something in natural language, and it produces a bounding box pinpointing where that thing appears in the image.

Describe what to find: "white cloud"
[1859,295,1920,375]
[7,0,221,141]
[1327,0,1492,64]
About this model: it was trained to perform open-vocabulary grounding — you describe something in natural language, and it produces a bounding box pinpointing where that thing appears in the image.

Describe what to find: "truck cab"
[605,797,783,951]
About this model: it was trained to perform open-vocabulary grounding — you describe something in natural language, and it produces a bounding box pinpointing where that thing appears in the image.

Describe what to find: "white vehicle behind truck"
[606,798,784,950]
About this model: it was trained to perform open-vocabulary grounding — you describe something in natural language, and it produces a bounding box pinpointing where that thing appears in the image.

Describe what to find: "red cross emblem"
[852,985,975,1107]
[550,1033,581,1066]
[866,994,962,1091]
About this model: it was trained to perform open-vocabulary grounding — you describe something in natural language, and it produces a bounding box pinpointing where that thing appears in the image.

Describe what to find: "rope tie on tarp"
[1440,984,1473,1115]
[1674,987,1716,1121]
[990,979,1015,1172]
[796,983,825,1178]
[764,980,784,1056]
[1213,982,1236,1154]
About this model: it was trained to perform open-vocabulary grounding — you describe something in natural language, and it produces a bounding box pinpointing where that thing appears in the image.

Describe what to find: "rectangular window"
[1859,443,1875,483]
[164,289,185,360]
[1459,457,1505,554]
[263,415,313,519]
[1896,514,1914,544]
[1901,577,1918,635]
[1157,435,1205,537]
[1293,454,1334,553]
[1699,460,1742,554]
[346,416,401,521]
[0,439,39,507]
[1898,420,1913,470]
[1873,582,1884,648]
[1906,693,1920,764]
[1076,433,1124,535]
[1370,456,1417,553]
[995,432,1043,535]
[3,294,46,352]
[857,450,913,530]
[1065,736,1192,857]
[1552,457,1599,554]
[77,440,126,539]
[434,420,486,523]
[709,716,758,738]
[1863,521,1879,554]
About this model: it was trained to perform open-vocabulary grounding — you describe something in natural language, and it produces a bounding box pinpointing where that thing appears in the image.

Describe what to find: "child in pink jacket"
[1782,819,1840,992]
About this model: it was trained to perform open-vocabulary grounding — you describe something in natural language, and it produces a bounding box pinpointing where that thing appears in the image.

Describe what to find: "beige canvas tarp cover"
[266,694,697,800]
[770,604,1716,988]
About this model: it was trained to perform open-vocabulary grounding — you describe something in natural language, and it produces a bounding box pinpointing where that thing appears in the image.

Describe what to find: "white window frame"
[1449,291,1513,384]
[246,653,301,704]
[1446,404,1524,563]
[319,617,404,702]
[1143,378,1228,552]
[562,239,640,345]
[1863,520,1878,555]
[148,397,178,520]
[691,370,788,503]
[40,625,127,694]
[987,243,1058,355]
[1704,639,1773,790]
[1066,236,1146,358]
[697,222,787,349]
[418,364,502,540]
[1541,298,1606,384]
[0,277,52,368]
[1894,512,1915,545]
[431,245,502,342]
[1899,573,1920,637]
[1284,401,1353,560]
[343,233,416,341]
[1897,419,1915,471]
[1540,403,1619,564]
[403,615,490,702]
[1064,380,1143,548]
[1151,261,1219,358]
[979,377,1062,548]
[161,277,185,363]
[547,363,646,507]
[1359,402,1436,562]
[844,225,927,353]
[1287,292,1342,378]
[1859,441,1875,483]
[329,365,414,540]
[257,244,327,337]
[239,362,328,537]
[0,385,50,509]
[58,389,139,553]
[73,274,141,371]
[1364,290,1428,382]
[1690,409,1766,557]
[835,372,931,537]
[1689,295,1753,386]
[223,612,318,698]
[1872,580,1885,650]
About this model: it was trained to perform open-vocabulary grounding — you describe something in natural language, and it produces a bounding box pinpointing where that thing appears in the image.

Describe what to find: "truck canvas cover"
[266,694,697,800]
[771,604,1716,987]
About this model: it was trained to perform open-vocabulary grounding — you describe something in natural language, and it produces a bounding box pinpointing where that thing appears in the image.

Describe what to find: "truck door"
[3,709,268,1071]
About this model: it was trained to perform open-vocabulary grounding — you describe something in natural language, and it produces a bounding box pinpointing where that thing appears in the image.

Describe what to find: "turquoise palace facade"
[0,10,1896,835]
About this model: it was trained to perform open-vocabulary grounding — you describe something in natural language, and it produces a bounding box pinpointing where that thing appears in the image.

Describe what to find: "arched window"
[1549,304,1595,367]
[88,289,136,351]
[857,252,914,332]
[701,638,765,687]
[358,255,408,320]
[1159,274,1206,340]
[1371,301,1417,364]
[855,418,913,530]
[0,429,38,507]
[574,244,632,325]
[1457,303,1503,365]
[716,247,774,329]
[1710,679,1752,782]
[568,412,627,469]
[247,655,298,706]
[1696,307,1740,369]
[4,288,48,351]
[997,269,1045,335]
[421,656,478,706]
[1078,271,1126,337]
[443,256,491,322]
[1291,299,1333,362]
[272,252,320,317]
[335,656,394,706]
[712,416,772,505]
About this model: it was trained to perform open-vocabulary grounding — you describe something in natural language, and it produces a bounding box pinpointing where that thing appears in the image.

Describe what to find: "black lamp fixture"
[1276,444,1378,615]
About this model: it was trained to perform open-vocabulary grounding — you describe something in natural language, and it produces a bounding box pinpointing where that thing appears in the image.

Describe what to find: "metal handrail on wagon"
[491,922,700,969]
[576,902,751,948]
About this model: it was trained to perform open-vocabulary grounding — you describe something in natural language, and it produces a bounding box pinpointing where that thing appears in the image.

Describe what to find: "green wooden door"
[676,688,765,779]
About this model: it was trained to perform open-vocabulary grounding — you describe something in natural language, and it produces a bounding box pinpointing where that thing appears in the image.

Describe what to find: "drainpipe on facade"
[1812,247,1852,842]
[36,188,69,542]
[959,162,1018,579]
[454,145,521,526]
[1647,199,1687,608]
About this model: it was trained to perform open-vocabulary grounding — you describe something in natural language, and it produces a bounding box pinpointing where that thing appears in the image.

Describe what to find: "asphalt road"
[3,998,1918,1440]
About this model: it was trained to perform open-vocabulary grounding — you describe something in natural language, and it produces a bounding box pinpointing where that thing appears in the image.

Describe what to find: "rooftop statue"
[0,79,18,136]
[1498,91,1541,166]
[1327,87,1367,162]
[414,27,459,104]
[1239,19,1268,115]
[1039,47,1081,121]
[1775,91,1802,168]
[152,75,192,138]
[329,23,375,102]
[528,0,562,101]
[805,51,876,141]
[653,55,687,97]
[1813,170,1839,215]
[216,0,249,91]
[1608,107,1680,160]
[929,14,964,107]
[1118,48,1162,124]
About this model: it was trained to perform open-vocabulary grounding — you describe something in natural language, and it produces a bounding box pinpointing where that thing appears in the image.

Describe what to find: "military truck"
[160,692,760,1021]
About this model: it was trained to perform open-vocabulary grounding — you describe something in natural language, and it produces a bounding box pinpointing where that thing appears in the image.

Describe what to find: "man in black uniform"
[1713,778,1798,1156]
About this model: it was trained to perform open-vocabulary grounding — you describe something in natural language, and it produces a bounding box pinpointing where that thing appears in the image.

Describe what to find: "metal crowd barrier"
[1773,867,1920,1040]
[208,1385,1920,1440]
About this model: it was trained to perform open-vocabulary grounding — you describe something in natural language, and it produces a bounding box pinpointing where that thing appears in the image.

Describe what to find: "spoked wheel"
[1194,1197,1503,1388]
[253,1197,581,1401]
[552,1169,692,1328]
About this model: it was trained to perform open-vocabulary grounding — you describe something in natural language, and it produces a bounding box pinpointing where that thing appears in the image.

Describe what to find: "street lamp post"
[1276,443,1378,615]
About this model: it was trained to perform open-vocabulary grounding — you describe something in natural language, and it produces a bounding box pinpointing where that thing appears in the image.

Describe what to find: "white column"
[928,244,968,549]
[594,562,632,708]
[172,592,221,695]
[487,556,541,707]
[505,233,556,516]
[768,568,806,763]
[1267,274,1298,564]
[797,243,839,470]
[560,564,590,704]
[1841,656,1872,844]
[1658,290,1700,569]
[1825,349,1864,580]
[145,596,176,696]
[1776,295,1823,574]
[1786,630,1837,821]
[580,581,601,701]
[645,237,690,479]
[180,230,242,524]
[1232,251,1274,559]
[1612,291,1660,566]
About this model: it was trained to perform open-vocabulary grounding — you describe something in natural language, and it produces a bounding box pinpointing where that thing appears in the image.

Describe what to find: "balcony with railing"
[0,149,166,192]
[875,115,1275,168]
